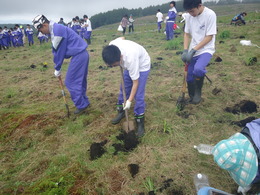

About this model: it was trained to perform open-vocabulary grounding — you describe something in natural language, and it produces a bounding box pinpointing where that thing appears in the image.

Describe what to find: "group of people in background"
[0,25,26,49]
[58,15,92,45]
[0,15,92,50]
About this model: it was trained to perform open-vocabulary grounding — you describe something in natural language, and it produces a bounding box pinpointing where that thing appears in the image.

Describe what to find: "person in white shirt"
[180,12,189,31]
[83,15,92,45]
[102,37,151,137]
[181,0,217,104]
[156,9,163,33]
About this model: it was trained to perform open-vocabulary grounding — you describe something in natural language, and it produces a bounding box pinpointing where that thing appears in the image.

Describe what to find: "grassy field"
[0,3,260,195]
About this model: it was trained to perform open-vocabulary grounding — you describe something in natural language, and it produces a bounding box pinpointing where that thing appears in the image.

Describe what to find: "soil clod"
[158,179,174,192]
[151,62,161,69]
[176,51,183,55]
[225,100,258,114]
[90,140,107,160]
[212,87,222,95]
[127,164,139,178]
[215,56,222,62]
[231,117,256,127]
[177,111,190,119]
[229,45,237,52]
[113,131,139,155]
[30,64,36,69]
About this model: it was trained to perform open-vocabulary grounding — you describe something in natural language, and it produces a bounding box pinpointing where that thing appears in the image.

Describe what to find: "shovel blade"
[123,121,135,133]
[176,95,186,111]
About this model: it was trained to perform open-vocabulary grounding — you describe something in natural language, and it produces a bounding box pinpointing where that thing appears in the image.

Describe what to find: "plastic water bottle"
[194,144,214,155]
[194,173,210,192]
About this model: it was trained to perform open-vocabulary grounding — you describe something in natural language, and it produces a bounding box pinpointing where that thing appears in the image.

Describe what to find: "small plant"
[245,57,257,66]
[219,30,230,39]
[165,39,182,50]
[143,177,156,193]
[163,120,174,134]
[5,88,17,99]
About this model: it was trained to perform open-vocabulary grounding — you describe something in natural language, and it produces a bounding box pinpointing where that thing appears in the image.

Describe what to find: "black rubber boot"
[187,82,195,103]
[191,77,204,104]
[74,105,89,115]
[135,114,145,137]
[111,104,125,125]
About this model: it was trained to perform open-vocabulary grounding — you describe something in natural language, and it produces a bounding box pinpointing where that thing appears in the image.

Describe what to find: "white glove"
[237,185,251,195]
[54,70,61,77]
[165,16,169,20]
[123,100,131,110]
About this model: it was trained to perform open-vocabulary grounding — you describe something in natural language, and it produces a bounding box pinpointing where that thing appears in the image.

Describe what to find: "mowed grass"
[0,4,260,195]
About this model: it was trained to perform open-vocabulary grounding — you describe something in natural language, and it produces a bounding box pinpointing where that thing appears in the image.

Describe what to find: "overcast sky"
[0,0,218,24]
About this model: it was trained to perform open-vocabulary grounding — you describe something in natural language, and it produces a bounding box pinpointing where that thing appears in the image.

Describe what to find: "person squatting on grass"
[211,118,260,195]
[102,37,151,137]
[32,15,90,115]
[181,0,217,104]
[165,1,177,40]
[230,12,247,25]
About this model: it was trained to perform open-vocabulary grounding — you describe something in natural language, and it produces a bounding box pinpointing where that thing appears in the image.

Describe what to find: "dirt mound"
[158,178,174,192]
[212,87,222,95]
[127,164,139,178]
[225,100,258,114]
[229,45,237,52]
[176,51,183,55]
[113,131,139,155]
[89,140,107,160]
[151,62,161,69]
[214,56,222,62]
[231,117,256,127]
[107,169,125,192]
[30,64,36,69]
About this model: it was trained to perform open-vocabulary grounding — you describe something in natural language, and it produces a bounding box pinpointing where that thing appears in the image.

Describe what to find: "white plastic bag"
[240,40,260,48]
[117,25,123,32]
[240,40,252,46]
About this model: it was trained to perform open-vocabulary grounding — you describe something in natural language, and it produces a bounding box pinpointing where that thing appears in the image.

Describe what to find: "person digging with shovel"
[102,37,151,137]
[32,15,90,115]
[181,0,217,104]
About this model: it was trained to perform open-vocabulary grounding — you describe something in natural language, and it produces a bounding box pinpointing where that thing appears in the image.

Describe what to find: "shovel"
[176,63,188,111]
[120,66,135,133]
[58,75,70,118]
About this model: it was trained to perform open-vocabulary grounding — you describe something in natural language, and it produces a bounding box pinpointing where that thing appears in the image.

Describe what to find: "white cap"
[32,15,48,29]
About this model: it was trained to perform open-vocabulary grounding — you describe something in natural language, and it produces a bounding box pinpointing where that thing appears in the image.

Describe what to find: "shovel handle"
[120,66,130,131]
[182,63,188,93]
[58,76,70,118]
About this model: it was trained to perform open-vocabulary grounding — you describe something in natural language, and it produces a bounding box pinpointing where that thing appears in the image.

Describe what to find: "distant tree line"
[90,0,259,29]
